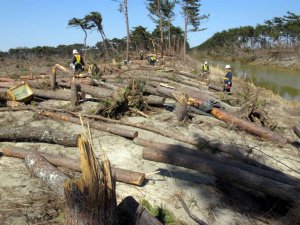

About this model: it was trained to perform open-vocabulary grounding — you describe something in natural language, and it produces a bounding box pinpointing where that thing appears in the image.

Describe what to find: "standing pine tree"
[181,0,208,61]
[146,0,164,57]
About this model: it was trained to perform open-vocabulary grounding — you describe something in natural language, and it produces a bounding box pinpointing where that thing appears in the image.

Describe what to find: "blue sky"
[0,0,299,52]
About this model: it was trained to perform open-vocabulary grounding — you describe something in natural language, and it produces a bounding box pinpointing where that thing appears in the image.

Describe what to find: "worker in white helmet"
[71,49,85,72]
[223,64,232,92]
[202,61,210,73]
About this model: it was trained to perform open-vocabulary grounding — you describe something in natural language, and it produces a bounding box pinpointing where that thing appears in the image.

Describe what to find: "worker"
[223,64,233,92]
[71,49,85,72]
[148,55,157,66]
[202,61,210,73]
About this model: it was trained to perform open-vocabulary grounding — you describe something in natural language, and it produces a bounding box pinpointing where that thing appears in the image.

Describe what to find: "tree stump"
[64,134,116,225]
[173,93,189,122]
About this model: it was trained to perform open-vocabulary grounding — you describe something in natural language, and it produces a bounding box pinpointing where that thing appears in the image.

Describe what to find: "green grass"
[141,199,182,225]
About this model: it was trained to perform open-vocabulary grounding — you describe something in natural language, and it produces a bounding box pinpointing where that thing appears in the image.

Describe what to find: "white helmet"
[73,49,78,55]
[204,61,208,64]
[225,64,231,69]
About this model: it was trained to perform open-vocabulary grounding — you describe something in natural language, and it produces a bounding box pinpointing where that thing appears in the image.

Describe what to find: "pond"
[210,60,300,101]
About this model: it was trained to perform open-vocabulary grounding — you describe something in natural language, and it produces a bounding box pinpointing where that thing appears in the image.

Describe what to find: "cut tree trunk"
[143,95,166,106]
[142,148,300,202]
[211,108,290,146]
[64,134,116,225]
[33,88,71,101]
[294,125,300,139]
[2,145,145,186]
[116,196,163,225]
[135,142,300,186]
[25,152,68,198]
[0,126,78,147]
[35,110,138,140]
[70,82,79,107]
[208,84,223,92]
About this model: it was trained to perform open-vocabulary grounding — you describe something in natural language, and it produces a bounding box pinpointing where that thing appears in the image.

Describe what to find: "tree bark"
[33,88,71,101]
[25,152,68,198]
[0,126,78,147]
[70,82,79,107]
[35,110,138,140]
[293,125,300,139]
[50,68,57,89]
[211,108,290,146]
[116,196,163,225]
[142,148,300,202]
[143,95,166,106]
[2,145,145,186]
[135,142,300,186]
[124,0,130,62]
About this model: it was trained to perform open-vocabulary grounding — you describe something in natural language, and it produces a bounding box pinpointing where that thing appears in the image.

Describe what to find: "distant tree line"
[197,12,300,53]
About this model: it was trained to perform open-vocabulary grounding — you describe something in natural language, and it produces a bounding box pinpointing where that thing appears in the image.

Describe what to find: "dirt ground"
[0,56,300,225]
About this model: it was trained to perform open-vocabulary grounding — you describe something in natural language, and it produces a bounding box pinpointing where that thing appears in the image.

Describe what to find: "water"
[210,61,300,101]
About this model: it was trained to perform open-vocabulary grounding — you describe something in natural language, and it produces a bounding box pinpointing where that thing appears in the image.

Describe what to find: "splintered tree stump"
[50,68,57,89]
[64,134,116,225]
[174,94,189,121]
[116,196,163,225]
[25,152,68,198]
[0,127,78,147]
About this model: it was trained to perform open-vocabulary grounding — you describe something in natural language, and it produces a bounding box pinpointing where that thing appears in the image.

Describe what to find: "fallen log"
[208,84,223,92]
[143,95,166,106]
[211,108,290,146]
[294,125,300,139]
[1,145,145,186]
[0,126,78,147]
[34,110,138,140]
[142,148,300,202]
[175,70,197,79]
[116,196,163,225]
[25,152,68,198]
[93,79,118,90]
[33,88,71,101]
[136,142,300,186]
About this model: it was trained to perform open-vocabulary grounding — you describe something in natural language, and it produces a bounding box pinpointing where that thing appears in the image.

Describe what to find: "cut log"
[142,148,300,202]
[137,143,300,186]
[35,110,138,140]
[116,196,163,225]
[0,126,78,147]
[25,152,68,198]
[33,88,71,101]
[143,95,166,106]
[211,108,290,146]
[64,134,116,225]
[294,125,300,139]
[208,84,223,92]
[93,80,118,90]
[175,70,197,79]
[1,145,145,186]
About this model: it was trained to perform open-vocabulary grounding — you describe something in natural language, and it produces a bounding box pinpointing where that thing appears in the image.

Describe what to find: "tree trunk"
[35,110,138,140]
[293,125,300,139]
[70,82,79,107]
[124,0,130,62]
[211,108,290,146]
[34,88,71,101]
[142,148,300,202]
[0,126,78,147]
[158,0,164,58]
[183,10,188,61]
[174,94,188,121]
[116,196,163,225]
[138,142,300,186]
[143,95,166,106]
[50,68,57,89]
[64,135,116,225]
[2,145,145,186]
[25,152,68,198]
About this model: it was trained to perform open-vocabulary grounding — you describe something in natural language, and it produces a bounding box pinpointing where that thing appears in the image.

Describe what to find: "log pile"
[0,61,299,224]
